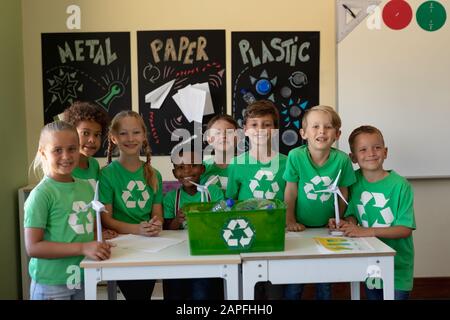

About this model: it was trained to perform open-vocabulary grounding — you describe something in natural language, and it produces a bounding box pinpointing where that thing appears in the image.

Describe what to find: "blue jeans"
[284,283,332,300]
[30,280,84,300]
[365,285,410,300]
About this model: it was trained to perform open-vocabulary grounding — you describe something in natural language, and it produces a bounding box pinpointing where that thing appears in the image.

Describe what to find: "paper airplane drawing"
[315,169,348,236]
[145,79,175,109]
[172,82,214,123]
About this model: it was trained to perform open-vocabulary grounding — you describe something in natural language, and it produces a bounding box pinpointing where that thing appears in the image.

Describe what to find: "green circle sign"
[416,1,447,32]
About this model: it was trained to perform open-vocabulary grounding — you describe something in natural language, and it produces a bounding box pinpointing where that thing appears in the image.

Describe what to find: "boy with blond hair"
[283,105,356,300]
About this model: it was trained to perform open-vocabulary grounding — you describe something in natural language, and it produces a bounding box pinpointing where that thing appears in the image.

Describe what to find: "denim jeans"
[30,280,84,300]
[284,283,332,300]
[365,285,410,300]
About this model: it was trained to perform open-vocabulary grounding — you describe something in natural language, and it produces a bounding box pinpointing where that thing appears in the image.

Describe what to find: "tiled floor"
[97,280,164,300]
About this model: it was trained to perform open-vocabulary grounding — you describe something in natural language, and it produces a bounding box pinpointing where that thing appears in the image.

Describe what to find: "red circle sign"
[382,0,413,30]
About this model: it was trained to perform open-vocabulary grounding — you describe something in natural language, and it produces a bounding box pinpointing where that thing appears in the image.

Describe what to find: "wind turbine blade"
[205,175,218,186]
[94,181,100,202]
[336,188,348,205]
[188,180,200,187]
[315,188,332,193]
[332,169,342,188]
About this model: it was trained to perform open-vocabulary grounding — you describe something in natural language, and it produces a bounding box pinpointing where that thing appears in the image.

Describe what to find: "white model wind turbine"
[86,181,108,242]
[186,175,219,202]
[316,169,348,236]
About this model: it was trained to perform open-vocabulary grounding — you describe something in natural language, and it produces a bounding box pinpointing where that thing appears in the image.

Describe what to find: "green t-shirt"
[99,160,163,224]
[345,169,415,291]
[283,145,356,227]
[200,157,230,193]
[24,176,95,285]
[163,184,224,229]
[72,157,100,190]
[226,152,287,201]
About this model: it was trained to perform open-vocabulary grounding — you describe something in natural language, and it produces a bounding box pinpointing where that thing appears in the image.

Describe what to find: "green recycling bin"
[183,199,286,255]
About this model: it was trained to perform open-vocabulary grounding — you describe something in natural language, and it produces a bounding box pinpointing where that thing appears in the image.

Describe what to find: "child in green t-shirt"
[25,121,112,300]
[333,125,415,300]
[163,141,224,300]
[226,100,287,299]
[201,114,238,193]
[62,101,117,240]
[283,105,356,300]
[226,100,287,202]
[99,110,164,300]
[62,101,110,189]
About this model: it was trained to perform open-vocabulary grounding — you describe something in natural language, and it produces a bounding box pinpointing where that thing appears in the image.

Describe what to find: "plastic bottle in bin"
[211,198,235,212]
[240,88,256,105]
[234,198,276,211]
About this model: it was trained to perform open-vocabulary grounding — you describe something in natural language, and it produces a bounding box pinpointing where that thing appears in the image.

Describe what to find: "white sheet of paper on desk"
[109,234,185,253]
[314,237,375,254]
[145,79,175,109]
[172,82,213,123]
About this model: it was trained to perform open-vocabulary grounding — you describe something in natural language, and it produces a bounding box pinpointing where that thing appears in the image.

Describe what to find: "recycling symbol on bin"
[121,180,149,209]
[68,201,94,234]
[249,169,279,199]
[222,218,255,249]
[357,191,393,228]
[303,175,333,202]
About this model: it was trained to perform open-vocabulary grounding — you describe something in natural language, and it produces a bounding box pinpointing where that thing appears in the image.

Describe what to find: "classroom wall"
[0,0,28,299]
[22,0,336,181]
[409,179,450,277]
[20,0,450,283]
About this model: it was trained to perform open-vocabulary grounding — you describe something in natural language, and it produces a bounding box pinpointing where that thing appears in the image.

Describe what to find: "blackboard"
[137,30,226,156]
[232,31,320,155]
[41,32,132,156]
[338,0,450,178]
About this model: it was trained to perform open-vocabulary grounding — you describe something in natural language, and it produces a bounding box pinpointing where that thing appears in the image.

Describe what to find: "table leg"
[84,269,98,300]
[382,257,395,300]
[350,282,360,300]
[107,281,117,300]
[223,264,240,300]
[242,261,267,300]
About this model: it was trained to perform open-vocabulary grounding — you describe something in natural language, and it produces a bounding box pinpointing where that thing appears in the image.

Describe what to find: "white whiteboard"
[338,0,450,179]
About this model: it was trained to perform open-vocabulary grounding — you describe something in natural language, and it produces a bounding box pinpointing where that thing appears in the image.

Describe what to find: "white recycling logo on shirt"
[68,201,94,234]
[122,180,150,209]
[303,175,333,202]
[357,191,394,228]
[222,218,255,248]
[249,169,279,199]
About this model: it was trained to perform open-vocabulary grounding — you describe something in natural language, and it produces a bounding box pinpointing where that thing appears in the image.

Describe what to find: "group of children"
[24,99,415,300]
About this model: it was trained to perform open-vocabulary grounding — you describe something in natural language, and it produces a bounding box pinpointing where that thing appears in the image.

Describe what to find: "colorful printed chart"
[314,237,374,253]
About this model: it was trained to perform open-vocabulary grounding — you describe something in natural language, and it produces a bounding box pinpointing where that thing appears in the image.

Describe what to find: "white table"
[240,228,396,300]
[81,230,241,300]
